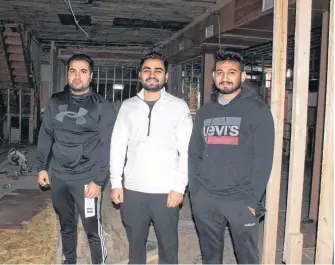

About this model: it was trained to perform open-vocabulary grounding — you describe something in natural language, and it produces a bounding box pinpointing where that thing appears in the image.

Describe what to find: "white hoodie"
[110,88,193,194]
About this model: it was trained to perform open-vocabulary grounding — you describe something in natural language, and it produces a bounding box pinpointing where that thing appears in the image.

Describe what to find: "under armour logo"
[55,105,88,124]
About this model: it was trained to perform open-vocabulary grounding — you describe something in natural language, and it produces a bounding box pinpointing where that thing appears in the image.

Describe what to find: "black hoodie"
[188,88,274,209]
[36,89,116,186]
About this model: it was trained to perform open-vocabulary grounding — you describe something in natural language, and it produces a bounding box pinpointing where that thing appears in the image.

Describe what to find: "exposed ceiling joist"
[201,42,249,49]
[238,27,273,33]
[220,33,273,41]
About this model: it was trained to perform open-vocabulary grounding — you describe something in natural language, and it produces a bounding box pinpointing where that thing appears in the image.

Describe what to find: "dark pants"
[51,177,107,264]
[191,188,260,264]
[120,189,179,264]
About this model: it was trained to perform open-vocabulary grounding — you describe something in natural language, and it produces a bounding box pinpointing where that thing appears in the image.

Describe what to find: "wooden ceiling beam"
[221,33,273,41]
[58,48,145,56]
[161,0,299,59]
[237,27,273,32]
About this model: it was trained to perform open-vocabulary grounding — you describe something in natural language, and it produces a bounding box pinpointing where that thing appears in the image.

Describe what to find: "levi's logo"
[203,117,241,145]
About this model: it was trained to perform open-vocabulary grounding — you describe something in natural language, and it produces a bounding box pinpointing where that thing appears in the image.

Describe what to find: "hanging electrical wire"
[215,12,222,51]
[63,0,90,39]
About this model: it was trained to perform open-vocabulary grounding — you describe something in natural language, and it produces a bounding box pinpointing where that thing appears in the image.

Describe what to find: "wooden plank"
[160,0,231,45]
[5,36,21,46]
[3,31,20,37]
[9,53,25,62]
[0,67,9,74]
[13,68,27,77]
[7,45,23,54]
[14,75,28,83]
[11,61,26,69]
[285,233,304,263]
[0,73,10,82]
[222,31,273,40]
[315,0,334,263]
[308,11,329,221]
[262,0,288,263]
[283,0,312,263]
[203,53,214,104]
[234,0,262,26]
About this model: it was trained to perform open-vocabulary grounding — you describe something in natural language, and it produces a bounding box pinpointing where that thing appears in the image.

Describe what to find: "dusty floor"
[0,202,58,264]
[0,145,318,264]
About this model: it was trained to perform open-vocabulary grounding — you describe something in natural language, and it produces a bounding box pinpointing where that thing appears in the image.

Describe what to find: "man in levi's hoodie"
[188,49,274,264]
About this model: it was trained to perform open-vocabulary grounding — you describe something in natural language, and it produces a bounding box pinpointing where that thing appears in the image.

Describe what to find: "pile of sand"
[0,202,58,264]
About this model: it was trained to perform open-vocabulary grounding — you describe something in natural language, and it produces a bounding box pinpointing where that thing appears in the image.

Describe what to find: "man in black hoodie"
[36,54,116,264]
[188,50,274,264]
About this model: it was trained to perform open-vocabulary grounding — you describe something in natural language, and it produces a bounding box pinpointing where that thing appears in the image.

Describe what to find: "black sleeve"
[247,106,275,209]
[94,100,117,186]
[36,101,54,172]
[188,112,205,195]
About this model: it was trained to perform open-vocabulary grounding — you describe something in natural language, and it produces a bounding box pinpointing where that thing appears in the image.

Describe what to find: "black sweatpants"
[191,188,260,264]
[51,177,107,264]
[120,189,179,264]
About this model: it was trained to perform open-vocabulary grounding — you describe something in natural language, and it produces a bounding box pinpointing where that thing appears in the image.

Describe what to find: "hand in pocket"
[248,206,256,216]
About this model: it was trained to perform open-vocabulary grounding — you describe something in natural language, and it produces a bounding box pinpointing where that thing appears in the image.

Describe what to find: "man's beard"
[69,83,89,92]
[142,78,165,92]
[216,80,241,94]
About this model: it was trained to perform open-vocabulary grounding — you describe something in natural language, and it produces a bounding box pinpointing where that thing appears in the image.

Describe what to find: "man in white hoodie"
[110,52,193,264]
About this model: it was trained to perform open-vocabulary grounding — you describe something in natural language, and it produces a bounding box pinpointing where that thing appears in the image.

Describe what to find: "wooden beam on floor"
[262,0,288,263]
[283,0,312,263]
[308,11,329,221]
[315,0,334,263]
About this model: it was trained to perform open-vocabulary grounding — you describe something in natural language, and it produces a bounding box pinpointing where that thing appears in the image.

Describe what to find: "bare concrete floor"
[0,145,317,264]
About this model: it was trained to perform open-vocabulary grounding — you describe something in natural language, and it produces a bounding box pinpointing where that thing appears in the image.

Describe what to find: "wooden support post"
[49,41,55,97]
[112,68,115,102]
[167,64,173,94]
[203,53,214,104]
[129,68,133,99]
[262,0,288,263]
[308,11,329,221]
[29,90,34,144]
[96,67,100,93]
[315,1,334,263]
[283,0,312,263]
[121,67,124,102]
[7,87,10,143]
[19,89,22,143]
[104,67,108,99]
[286,233,304,263]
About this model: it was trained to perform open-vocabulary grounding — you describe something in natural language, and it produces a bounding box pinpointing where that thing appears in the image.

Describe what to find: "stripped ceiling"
[0,0,329,68]
[0,0,217,47]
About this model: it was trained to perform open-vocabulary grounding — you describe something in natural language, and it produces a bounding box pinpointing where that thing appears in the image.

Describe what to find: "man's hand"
[85,181,101,199]
[37,170,50,186]
[167,190,184,208]
[248,206,256,216]
[111,188,124,204]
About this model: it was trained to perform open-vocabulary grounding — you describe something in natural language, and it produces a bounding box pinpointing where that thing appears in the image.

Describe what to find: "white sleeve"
[109,104,129,189]
[172,103,193,194]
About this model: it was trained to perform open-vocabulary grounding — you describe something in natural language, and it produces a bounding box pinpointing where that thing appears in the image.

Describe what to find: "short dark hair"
[67,54,94,72]
[139,52,168,72]
[213,49,245,72]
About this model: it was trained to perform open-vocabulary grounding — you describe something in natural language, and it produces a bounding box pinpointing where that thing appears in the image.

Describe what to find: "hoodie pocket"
[199,158,237,188]
[53,142,84,169]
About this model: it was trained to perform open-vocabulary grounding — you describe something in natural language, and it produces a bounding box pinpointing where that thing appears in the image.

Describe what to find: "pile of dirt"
[0,202,58,264]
